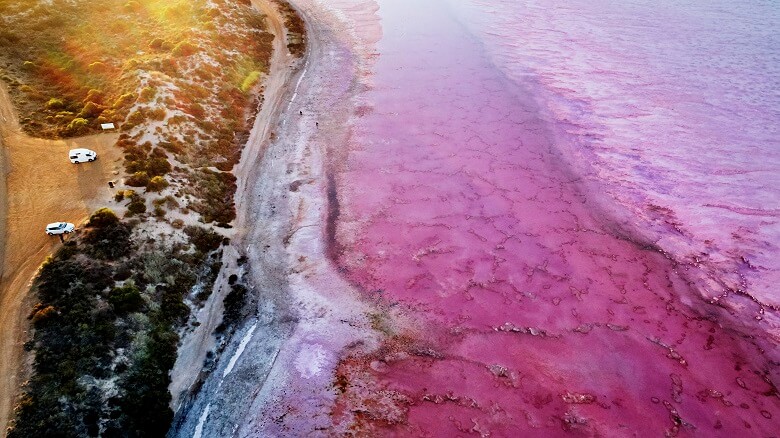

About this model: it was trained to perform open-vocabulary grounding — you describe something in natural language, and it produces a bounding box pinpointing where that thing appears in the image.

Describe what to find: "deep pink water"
[320,0,779,435]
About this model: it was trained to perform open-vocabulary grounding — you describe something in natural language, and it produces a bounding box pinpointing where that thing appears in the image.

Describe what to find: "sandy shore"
[0,84,123,434]
[169,0,387,433]
[167,0,297,412]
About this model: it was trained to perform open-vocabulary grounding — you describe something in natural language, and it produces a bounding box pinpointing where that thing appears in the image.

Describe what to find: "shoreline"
[169,0,388,433]
[167,0,298,415]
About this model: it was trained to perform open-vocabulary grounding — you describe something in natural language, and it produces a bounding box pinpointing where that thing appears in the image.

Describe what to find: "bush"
[146,157,171,176]
[127,200,147,215]
[125,110,145,126]
[83,89,105,104]
[66,117,89,135]
[115,189,135,202]
[97,109,117,125]
[183,226,222,253]
[112,92,137,109]
[108,283,144,314]
[139,86,156,102]
[148,38,165,50]
[31,305,57,326]
[147,107,166,121]
[171,41,198,57]
[88,61,108,73]
[190,169,237,223]
[146,176,168,192]
[126,160,145,173]
[45,98,64,110]
[222,284,248,327]
[164,195,179,209]
[126,171,150,187]
[84,222,132,260]
[87,208,119,227]
[78,101,104,119]
[240,71,262,93]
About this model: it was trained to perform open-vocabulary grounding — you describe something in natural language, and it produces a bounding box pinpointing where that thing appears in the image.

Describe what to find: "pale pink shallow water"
[323,0,780,435]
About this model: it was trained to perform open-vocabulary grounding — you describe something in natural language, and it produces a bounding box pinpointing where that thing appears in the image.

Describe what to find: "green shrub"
[65,117,89,135]
[117,322,177,435]
[222,283,248,328]
[149,147,166,158]
[84,222,132,260]
[78,101,104,119]
[171,41,198,57]
[108,283,144,314]
[88,61,108,73]
[126,160,146,173]
[87,208,119,228]
[115,189,135,202]
[146,157,171,176]
[126,171,149,187]
[190,169,237,223]
[164,195,179,208]
[148,38,165,50]
[127,199,147,215]
[240,71,262,93]
[183,226,222,253]
[125,109,145,126]
[146,176,169,192]
[45,98,64,110]
[83,89,105,104]
[112,92,137,109]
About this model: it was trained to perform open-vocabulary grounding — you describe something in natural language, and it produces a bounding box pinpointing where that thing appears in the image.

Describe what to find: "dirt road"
[0,84,122,434]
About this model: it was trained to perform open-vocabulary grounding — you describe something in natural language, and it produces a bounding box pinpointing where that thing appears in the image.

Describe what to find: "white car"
[69,148,97,163]
[45,222,75,235]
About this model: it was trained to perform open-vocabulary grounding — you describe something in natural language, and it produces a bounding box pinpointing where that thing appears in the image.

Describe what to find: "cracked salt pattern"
[323,0,780,435]
[450,0,780,315]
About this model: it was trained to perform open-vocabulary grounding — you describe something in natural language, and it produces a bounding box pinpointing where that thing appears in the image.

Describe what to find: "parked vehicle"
[69,148,97,163]
[45,222,75,235]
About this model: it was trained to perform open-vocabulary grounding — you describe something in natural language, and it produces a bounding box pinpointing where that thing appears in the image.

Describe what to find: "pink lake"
[325,0,780,435]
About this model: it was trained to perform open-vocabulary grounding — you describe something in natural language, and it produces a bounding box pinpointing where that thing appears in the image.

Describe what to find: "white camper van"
[69,148,97,163]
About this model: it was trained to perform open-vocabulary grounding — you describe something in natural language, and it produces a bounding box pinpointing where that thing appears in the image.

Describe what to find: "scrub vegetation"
[0,0,285,435]
[272,0,307,56]
[10,209,227,436]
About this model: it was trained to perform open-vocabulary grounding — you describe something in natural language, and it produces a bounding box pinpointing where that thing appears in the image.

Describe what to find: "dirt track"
[0,84,122,434]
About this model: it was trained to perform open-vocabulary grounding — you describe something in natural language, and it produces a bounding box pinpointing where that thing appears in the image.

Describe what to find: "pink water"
[322,0,779,435]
